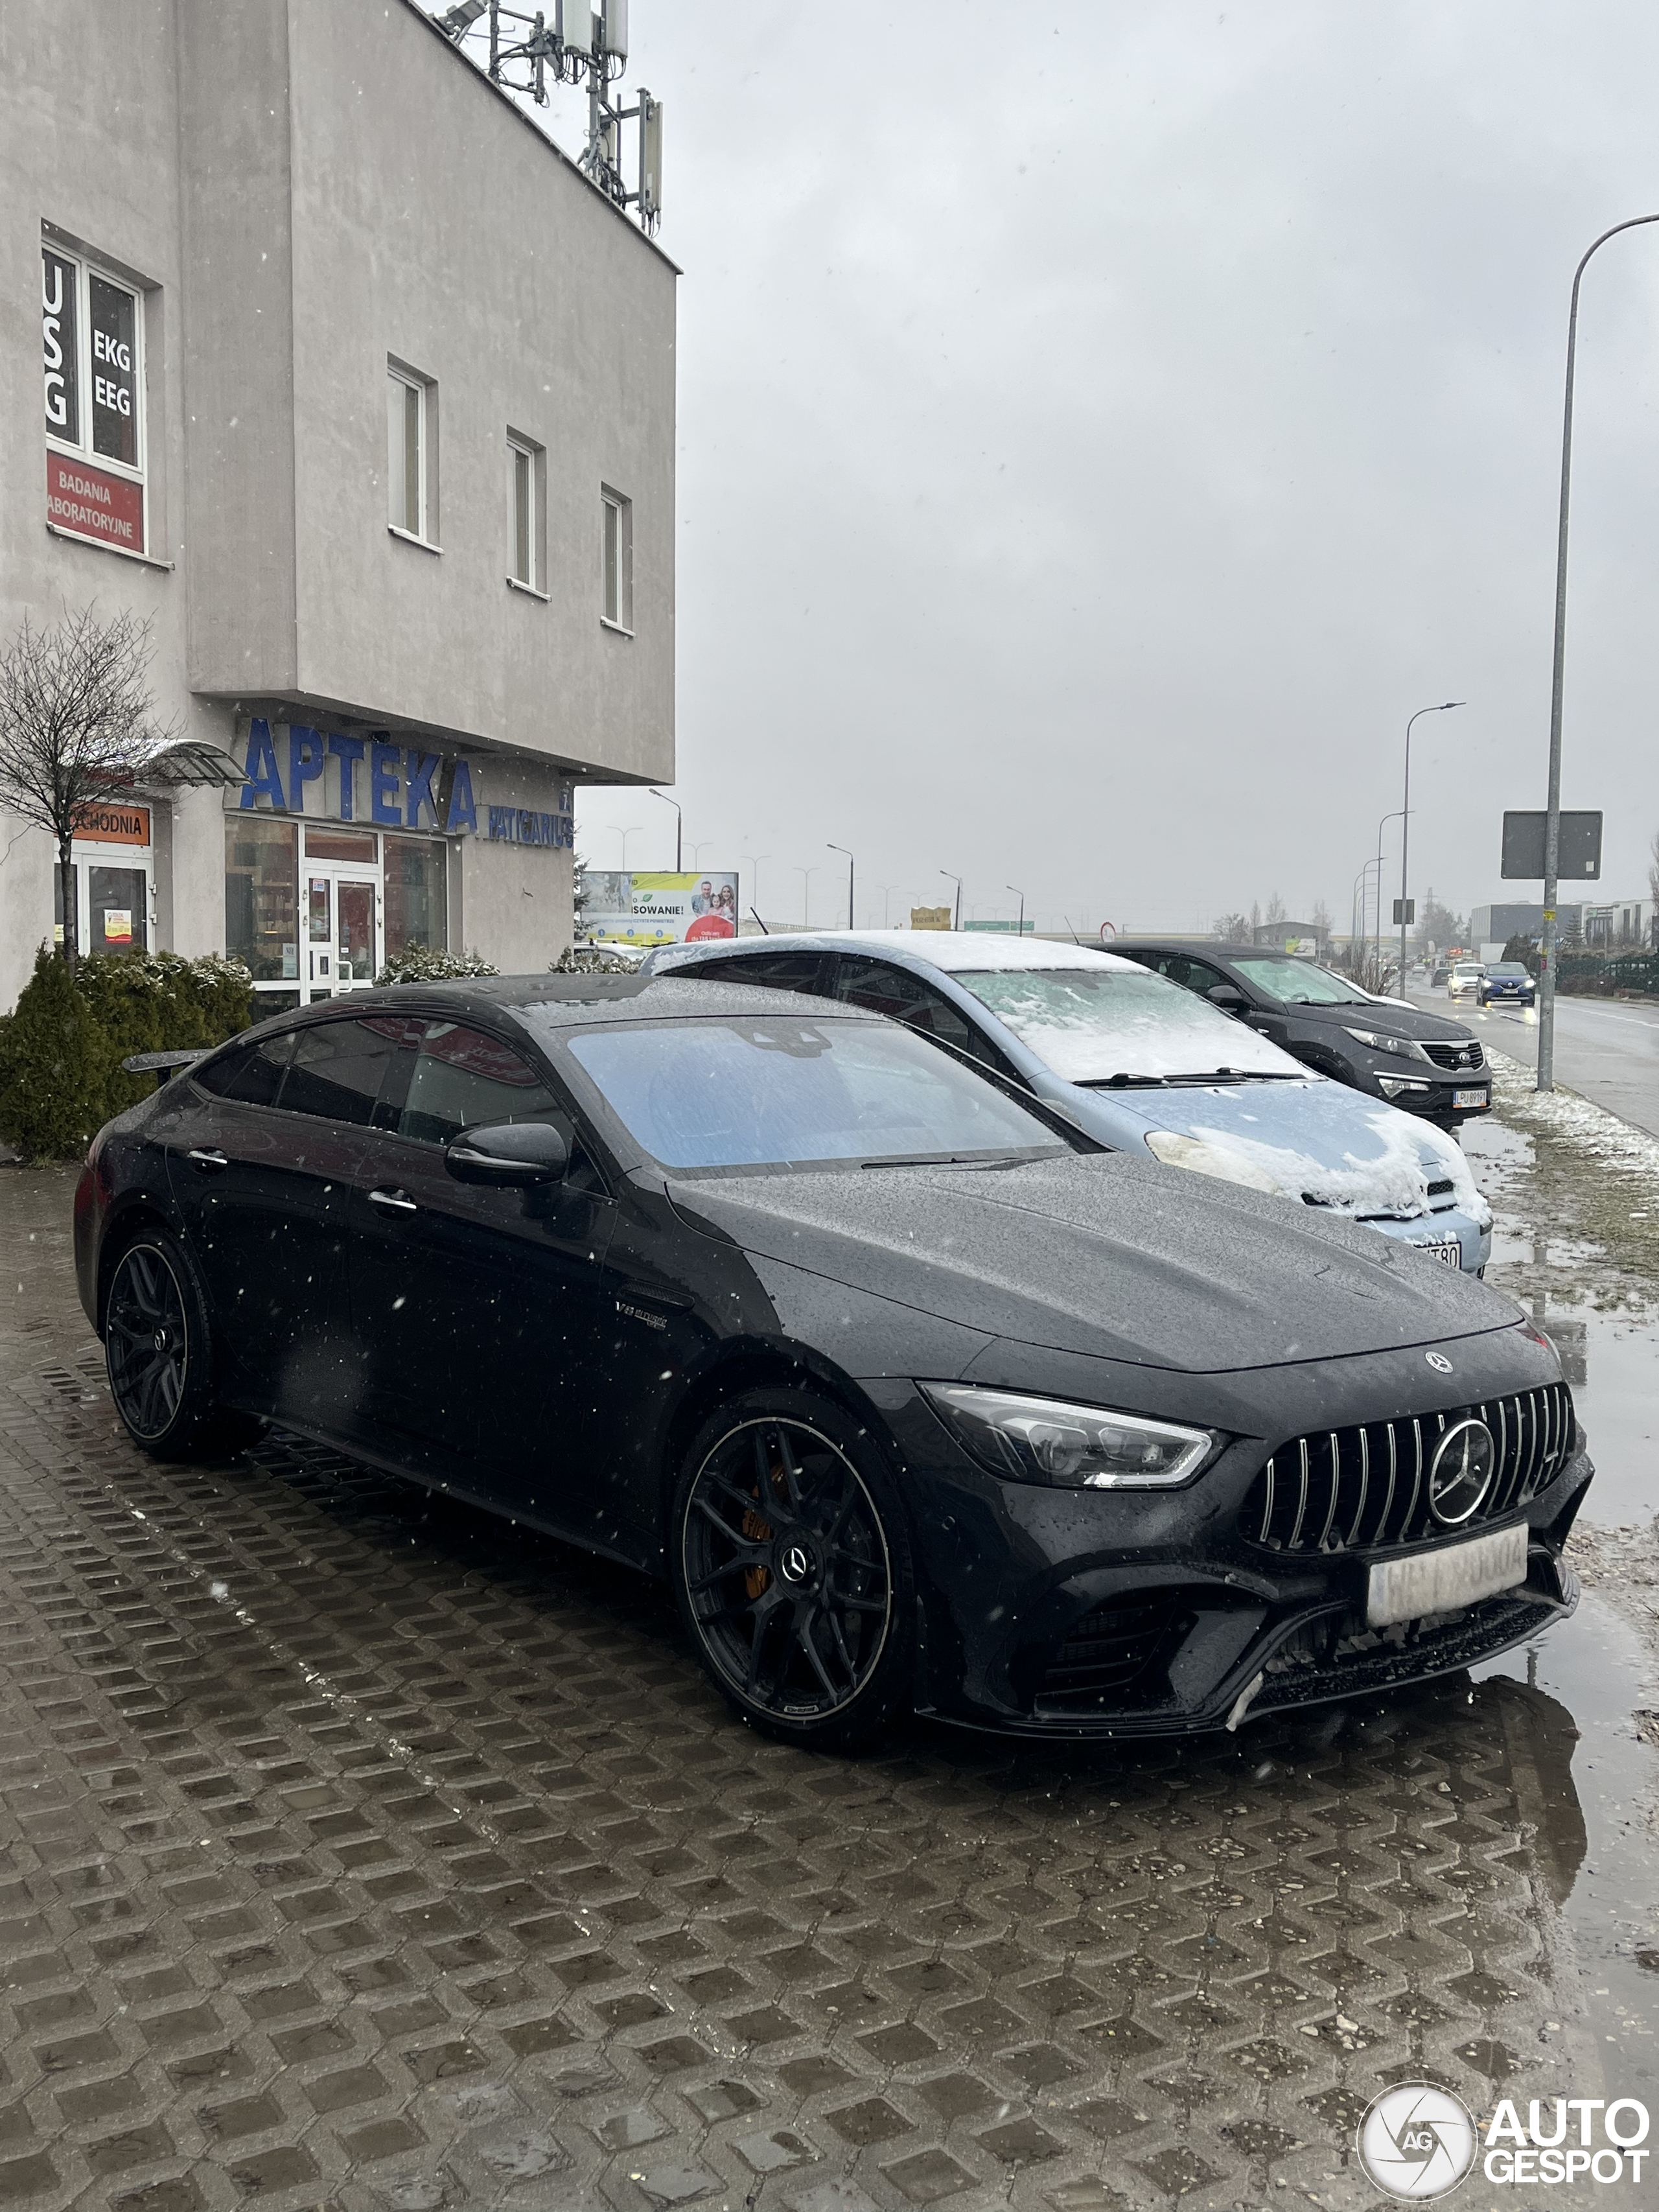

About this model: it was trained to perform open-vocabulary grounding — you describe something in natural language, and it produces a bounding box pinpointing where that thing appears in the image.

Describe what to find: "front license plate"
[1417,1239,1463,1269]
[1453,1088,1488,1109]
[1366,1522,1528,1629]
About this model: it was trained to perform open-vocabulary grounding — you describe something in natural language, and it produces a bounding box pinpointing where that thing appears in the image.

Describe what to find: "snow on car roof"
[761,930,1141,974]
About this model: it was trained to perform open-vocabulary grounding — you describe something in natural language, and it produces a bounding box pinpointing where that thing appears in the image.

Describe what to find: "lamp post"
[1006,885,1027,938]
[827,844,855,930]
[876,883,899,929]
[741,854,770,918]
[1351,858,1380,972]
[1398,703,1464,990]
[614,824,644,868]
[1537,213,1659,1091]
[648,788,682,870]
[689,840,720,869]
[940,870,962,930]
[793,864,820,925]
[1372,809,1406,985]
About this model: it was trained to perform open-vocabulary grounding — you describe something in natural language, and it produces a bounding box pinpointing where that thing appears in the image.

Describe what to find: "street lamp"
[1537,212,1659,1091]
[828,844,855,931]
[1398,702,1464,988]
[1351,858,1380,969]
[940,870,962,931]
[614,824,645,868]
[690,840,720,868]
[876,883,899,929]
[741,855,770,918]
[1372,809,1406,983]
[648,788,682,870]
[792,864,820,925]
[1006,885,1027,937]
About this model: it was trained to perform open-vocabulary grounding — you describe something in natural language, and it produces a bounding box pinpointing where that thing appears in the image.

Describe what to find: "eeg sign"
[1356,2084,1651,2196]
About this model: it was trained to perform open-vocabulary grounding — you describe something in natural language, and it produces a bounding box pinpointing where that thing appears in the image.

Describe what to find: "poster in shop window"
[585,871,739,948]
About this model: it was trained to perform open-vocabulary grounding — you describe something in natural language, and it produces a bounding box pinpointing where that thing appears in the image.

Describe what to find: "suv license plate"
[1417,1239,1462,1268]
[1454,1088,1488,1110]
[1367,1522,1528,1629]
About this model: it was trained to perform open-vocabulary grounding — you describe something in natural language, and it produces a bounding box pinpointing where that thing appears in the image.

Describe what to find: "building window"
[384,835,448,962]
[226,818,299,983]
[42,240,147,553]
[387,362,435,544]
[601,486,633,631]
[508,434,545,592]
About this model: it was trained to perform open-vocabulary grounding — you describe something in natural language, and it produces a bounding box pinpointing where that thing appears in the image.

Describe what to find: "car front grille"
[1032,1589,1189,1708]
[1242,1382,1575,1553]
[1421,1040,1485,1071]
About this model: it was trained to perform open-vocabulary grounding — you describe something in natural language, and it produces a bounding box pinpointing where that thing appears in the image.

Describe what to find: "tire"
[103,1231,258,1461]
[669,1388,914,1752]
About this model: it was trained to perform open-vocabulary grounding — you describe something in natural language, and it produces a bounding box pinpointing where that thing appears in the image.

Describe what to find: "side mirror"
[1205,983,1249,1012]
[445,1120,569,1187]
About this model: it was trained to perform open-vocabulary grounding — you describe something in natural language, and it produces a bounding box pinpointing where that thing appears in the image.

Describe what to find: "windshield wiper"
[1078,1073,1168,1089]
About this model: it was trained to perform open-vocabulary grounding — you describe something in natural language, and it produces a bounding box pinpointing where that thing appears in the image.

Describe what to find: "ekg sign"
[46,449,145,555]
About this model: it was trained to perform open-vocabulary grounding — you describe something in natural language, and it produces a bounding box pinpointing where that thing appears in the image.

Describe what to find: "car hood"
[666,1152,1512,1373]
[1059,1080,1486,1222]
[1294,998,1474,1042]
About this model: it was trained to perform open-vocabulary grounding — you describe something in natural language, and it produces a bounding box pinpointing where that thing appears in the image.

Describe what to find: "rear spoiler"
[122,1049,208,1089]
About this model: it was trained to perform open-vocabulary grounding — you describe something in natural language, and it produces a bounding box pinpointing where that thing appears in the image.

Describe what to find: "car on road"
[1111,938,1490,1134]
[643,933,1492,1272]
[1448,959,1487,1000]
[1430,961,1453,987]
[75,975,1589,1748]
[1478,960,1537,1008]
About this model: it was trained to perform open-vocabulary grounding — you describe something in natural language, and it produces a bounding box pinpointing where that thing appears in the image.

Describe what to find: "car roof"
[1112,940,1294,962]
[666,929,1142,975]
[255,975,864,1033]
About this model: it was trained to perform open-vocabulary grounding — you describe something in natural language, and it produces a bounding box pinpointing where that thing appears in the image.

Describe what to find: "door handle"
[367,1187,418,1214]
[187,1148,228,1173]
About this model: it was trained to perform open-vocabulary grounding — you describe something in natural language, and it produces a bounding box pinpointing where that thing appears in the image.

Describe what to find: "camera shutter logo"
[1427,1419,1496,1526]
[1356,2083,1477,2200]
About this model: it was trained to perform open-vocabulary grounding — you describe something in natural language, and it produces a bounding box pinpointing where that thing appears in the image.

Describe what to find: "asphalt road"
[0,1165,1653,2212]
[1410,984,1659,1140]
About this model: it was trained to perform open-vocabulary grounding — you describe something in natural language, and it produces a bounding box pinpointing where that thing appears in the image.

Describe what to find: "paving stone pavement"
[0,1165,1604,2212]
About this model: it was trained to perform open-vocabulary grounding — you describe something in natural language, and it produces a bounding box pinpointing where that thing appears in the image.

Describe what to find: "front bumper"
[1358,1205,1490,1276]
[864,1358,1589,1740]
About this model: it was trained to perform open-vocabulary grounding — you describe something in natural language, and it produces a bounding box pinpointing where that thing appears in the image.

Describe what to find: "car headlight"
[1342,1025,1428,1060]
[1143,1129,1283,1193]
[922,1384,1215,1489]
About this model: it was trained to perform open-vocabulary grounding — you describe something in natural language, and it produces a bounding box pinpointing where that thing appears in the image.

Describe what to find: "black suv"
[1112,940,1489,1130]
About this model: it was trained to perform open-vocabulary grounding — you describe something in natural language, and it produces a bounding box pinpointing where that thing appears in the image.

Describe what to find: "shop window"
[387,360,437,544]
[384,837,447,962]
[225,818,299,983]
[601,485,633,630]
[88,866,148,955]
[508,434,545,592]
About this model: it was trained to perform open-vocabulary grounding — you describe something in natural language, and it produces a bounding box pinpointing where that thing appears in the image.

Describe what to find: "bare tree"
[1648,827,1659,911]
[1211,912,1249,940]
[0,607,176,964]
[1264,889,1287,926]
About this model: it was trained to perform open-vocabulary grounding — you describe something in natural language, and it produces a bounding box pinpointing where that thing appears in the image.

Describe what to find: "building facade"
[1,0,675,1015]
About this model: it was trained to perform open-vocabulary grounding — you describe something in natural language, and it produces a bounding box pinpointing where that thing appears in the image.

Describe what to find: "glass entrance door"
[303,870,380,999]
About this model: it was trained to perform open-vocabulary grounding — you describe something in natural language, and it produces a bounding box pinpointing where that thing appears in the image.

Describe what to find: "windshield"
[955,967,1298,1084]
[563,1016,1066,1172]
[1229,957,1366,1007]
[1487,962,1527,977]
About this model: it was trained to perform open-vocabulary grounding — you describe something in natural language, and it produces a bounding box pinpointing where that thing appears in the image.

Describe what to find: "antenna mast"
[435,0,663,234]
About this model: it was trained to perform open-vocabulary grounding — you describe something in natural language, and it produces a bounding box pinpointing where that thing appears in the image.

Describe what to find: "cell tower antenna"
[434,0,663,234]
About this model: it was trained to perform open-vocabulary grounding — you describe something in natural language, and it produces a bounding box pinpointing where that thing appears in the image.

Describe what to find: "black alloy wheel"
[104,1235,253,1460]
[673,1390,913,1751]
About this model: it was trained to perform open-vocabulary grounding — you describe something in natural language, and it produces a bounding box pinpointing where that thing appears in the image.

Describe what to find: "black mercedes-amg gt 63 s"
[75,975,1590,1751]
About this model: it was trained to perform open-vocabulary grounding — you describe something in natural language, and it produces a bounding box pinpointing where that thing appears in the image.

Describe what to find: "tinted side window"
[1166,955,1231,995]
[282,1019,399,1127]
[192,1030,295,1106]
[831,957,1005,1072]
[398,1023,566,1147]
[678,951,830,995]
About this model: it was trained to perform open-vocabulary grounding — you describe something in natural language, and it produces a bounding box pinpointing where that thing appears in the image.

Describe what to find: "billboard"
[585,870,739,948]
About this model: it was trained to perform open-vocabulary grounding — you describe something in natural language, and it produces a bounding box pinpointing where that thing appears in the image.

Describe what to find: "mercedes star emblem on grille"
[1428,1417,1497,1524]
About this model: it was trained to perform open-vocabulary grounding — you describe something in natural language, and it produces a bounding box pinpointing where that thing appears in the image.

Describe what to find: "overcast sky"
[461,3,1659,938]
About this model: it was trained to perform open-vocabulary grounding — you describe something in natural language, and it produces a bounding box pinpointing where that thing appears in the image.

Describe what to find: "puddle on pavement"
[1475,1597,1659,2085]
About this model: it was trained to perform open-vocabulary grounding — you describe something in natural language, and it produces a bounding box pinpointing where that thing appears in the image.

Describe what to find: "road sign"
[1392,898,1415,924]
[1501,809,1602,880]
